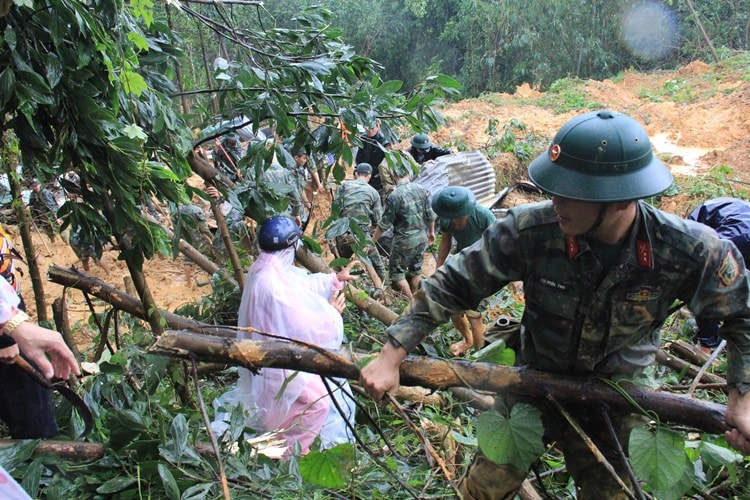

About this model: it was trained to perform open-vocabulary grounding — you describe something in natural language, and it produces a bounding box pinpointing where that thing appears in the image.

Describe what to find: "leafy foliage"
[477,404,545,471]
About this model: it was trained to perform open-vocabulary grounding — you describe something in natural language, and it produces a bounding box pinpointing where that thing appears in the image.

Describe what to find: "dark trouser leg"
[0,356,58,438]
[541,402,642,499]
[695,317,721,348]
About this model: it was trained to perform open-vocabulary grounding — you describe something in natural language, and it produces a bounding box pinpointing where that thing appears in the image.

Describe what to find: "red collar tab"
[565,235,579,260]
[636,239,653,268]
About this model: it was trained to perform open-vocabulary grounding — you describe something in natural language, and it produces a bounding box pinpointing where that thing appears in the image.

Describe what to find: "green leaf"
[96,476,138,494]
[121,69,148,97]
[477,405,544,471]
[700,441,742,468]
[158,463,181,500]
[181,483,213,500]
[299,443,355,488]
[127,31,150,51]
[21,458,43,497]
[0,439,38,470]
[629,427,693,499]
[0,67,15,108]
[123,123,148,140]
[472,339,515,365]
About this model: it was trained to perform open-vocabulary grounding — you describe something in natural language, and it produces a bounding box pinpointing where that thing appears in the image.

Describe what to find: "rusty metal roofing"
[413,150,497,206]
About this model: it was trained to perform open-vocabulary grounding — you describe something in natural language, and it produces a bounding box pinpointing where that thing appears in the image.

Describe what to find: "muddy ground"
[14,58,750,349]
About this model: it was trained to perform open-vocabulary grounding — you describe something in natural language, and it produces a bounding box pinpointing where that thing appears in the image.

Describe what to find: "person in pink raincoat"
[214,215,359,457]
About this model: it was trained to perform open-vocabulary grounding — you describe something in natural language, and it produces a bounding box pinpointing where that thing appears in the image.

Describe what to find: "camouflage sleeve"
[690,240,750,394]
[372,193,383,227]
[378,193,396,231]
[388,212,523,350]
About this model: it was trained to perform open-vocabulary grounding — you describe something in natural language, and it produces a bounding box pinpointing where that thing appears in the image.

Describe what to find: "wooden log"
[151,330,730,435]
[0,439,105,460]
[656,349,725,385]
[47,265,238,338]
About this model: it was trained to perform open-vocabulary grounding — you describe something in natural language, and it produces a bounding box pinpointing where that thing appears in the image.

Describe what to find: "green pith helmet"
[431,186,476,219]
[527,110,673,202]
[411,133,432,150]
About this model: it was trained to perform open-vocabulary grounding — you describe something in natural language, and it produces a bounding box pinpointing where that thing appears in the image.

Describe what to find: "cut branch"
[151,331,730,435]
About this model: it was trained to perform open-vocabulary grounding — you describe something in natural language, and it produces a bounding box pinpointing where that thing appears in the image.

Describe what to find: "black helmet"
[411,133,432,150]
[527,110,672,202]
[431,186,476,218]
[258,215,302,251]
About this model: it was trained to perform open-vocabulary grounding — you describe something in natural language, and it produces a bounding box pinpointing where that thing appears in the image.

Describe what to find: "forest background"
[1,0,750,498]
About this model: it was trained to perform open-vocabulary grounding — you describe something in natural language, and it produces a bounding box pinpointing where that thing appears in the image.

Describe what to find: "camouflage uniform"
[213,137,244,183]
[377,180,436,283]
[389,200,750,498]
[333,178,385,280]
[261,163,302,219]
[437,204,496,322]
[28,186,59,240]
[171,203,214,259]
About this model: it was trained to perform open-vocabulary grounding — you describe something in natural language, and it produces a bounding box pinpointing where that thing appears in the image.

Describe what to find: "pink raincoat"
[214,245,355,456]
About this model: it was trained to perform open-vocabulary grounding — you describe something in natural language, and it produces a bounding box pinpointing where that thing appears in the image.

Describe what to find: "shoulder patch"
[716,251,740,287]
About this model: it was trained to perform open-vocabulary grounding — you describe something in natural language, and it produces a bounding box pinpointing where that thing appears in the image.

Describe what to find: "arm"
[436,231,452,268]
[426,220,435,246]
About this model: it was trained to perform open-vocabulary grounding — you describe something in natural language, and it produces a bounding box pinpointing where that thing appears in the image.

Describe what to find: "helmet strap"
[583,203,609,238]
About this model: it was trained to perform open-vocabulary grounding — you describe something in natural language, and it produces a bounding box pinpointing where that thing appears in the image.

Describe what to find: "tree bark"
[1,132,48,322]
[0,439,105,460]
[151,330,730,436]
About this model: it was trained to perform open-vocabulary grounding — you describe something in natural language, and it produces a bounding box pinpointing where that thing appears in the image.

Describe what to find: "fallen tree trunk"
[0,439,105,460]
[151,330,729,435]
[48,265,238,338]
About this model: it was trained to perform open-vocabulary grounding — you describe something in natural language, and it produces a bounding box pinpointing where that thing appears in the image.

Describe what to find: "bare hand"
[725,389,750,454]
[359,341,407,402]
[205,186,221,200]
[329,289,346,313]
[336,260,362,282]
[9,322,80,380]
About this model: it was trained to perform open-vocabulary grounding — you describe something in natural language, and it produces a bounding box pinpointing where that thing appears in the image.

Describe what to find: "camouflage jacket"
[261,163,302,217]
[378,180,436,246]
[389,200,750,394]
[333,179,382,231]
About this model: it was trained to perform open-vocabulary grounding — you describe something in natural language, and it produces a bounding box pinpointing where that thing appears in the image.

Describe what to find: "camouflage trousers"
[460,398,643,499]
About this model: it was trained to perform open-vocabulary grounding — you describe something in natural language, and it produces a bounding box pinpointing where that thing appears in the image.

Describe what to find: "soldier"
[355,121,392,197]
[407,133,452,165]
[361,110,750,497]
[331,162,386,282]
[432,186,496,355]
[28,179,59,241]
[213,132,244,183]
[372,166,436,300]
[171,197,215,284]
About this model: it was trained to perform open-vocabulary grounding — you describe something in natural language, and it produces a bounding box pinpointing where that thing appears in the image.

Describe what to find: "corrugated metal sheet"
[413,150,496,205]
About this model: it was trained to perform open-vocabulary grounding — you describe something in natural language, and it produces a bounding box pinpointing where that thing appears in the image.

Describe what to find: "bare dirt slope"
[18,58,750,346]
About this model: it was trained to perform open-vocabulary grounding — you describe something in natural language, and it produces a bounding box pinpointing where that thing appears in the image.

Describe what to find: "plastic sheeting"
[212,245,355,457]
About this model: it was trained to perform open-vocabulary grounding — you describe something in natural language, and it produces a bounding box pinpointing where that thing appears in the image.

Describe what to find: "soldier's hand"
[726,389,750,454]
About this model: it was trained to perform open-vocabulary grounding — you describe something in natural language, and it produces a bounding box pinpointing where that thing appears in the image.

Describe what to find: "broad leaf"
[0,439,39,471]
[158,463,181,500]
[477,404,544,471]
[629,427,693,499]
[299,443,355,488]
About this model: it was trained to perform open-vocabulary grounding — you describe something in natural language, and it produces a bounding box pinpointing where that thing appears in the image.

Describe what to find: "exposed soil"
[16,59,750,347]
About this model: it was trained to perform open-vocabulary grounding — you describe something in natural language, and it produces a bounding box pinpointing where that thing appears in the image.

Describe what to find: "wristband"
[3,311,29,336]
